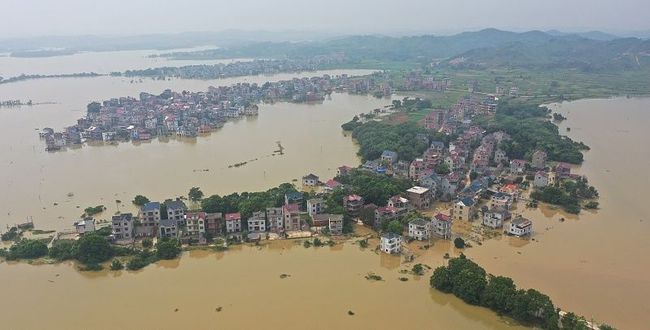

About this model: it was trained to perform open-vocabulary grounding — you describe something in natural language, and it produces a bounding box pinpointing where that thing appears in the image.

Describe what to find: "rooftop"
[407,186,430,195]
[225,212,241,221]
[141,202,161,212]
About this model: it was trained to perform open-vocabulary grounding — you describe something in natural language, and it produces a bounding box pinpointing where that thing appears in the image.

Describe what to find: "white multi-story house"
[165,199,187,226]
[380,233,402,254]
[431,213,452,239]
[482,207,511,229]
[408,219,429,241]
[490,193,513,210]
[247,211,267,232]
[307,198,325,217]
[328,214,344,235]
[225,212,242,233]
[185,212,206,238]
[138,202,161,237]
[508,217,533,236]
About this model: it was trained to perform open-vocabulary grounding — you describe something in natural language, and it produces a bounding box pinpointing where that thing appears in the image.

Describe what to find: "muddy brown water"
[1,56,648,328]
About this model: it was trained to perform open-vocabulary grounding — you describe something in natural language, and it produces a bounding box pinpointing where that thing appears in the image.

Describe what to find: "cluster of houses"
[78,193,347,244]
[121,57,348,80]
[39,74,394,151]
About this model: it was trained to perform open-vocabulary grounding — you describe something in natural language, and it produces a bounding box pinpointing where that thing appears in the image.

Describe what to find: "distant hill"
[170,28,650,72]
[445,36,650,71]
[545,30,619,41]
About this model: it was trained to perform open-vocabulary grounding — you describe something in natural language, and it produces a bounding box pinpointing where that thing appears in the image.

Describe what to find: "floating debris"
[215,307,223,312]
[279,274,291,279]
[398,277,409,282]
[347,310,355,316]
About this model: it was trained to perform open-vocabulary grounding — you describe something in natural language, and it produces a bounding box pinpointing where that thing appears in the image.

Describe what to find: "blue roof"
[431,141,445,148]
[285,191,303,200]
[142,202,160,212]
[381,150,397,158]
[460,197,475,206]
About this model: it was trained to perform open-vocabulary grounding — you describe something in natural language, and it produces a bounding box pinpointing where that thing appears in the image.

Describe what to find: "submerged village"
[5,71,598,267]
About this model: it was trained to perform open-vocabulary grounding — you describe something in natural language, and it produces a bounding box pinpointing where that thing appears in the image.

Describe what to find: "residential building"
[343,194,364,216]
[381,150,398,164]
[453,197,476,221]
[328,214,344,235]
[406,186,432,210]
[430,141,445,153]
[307,198,325,217]
[282,203,302,231]
[534,171,549,187]
[159,218,179,239]
[266,207,285,233]
[494,149,508,164]
[380,233,402,254]
[285,192,304,206]
[205,213,223,236]
[510,159,527,174]
[247,211,267,232]
[424,110,445,131]
[111,213,133,240]
[409,158,426,180]
[408,219,429,241]
[508,217,533,236]
[74,218,95,235]
[555,162,572,179]
[431,213,452,239]
[374,206,401,226]
[138,202,160,236]
[532,150,548,169]
[302,173,319,187]
[185,212,206,238]
[225,212,242,233]
[387,195,409,209]
[490,192,513,210]
[165,199,187,226]
[337,165,352,176]
[482,207,511,229]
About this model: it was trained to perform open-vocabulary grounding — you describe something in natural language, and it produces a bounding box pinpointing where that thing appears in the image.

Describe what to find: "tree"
[469,171,478,181]
[77,234,113,265]
[7,239,48,260]
[447,256,487,305]
[188,187,204,202]
[49,239,78,261]
[561,312,590,330]
[387,220,402,235]
[454,237,466,249]
[511,289,558,329]
[110,259,124,271]
[412,263,425,275]
[430,266,453,292]
[436,162,450,175]
[156,239,181,260]
[132,195,150,207]
[142,238,153,249]
[87,101,101,114]
[481,275,517,314]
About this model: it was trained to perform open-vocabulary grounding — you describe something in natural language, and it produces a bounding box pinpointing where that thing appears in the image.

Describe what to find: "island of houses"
[38,73,393,151]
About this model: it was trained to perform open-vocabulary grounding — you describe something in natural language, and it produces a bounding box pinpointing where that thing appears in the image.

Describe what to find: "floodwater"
[0,69,380,231]
[0,46,245,77]
[0,235,525,330]
[467,97,650,329]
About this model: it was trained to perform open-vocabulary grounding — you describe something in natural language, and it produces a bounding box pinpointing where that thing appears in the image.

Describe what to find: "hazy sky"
[2,0,649,37]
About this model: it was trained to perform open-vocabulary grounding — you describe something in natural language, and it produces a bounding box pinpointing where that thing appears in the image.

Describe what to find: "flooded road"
[467,97,650,329]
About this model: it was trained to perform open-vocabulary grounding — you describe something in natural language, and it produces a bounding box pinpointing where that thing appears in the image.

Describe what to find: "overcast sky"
[2,0,649,37]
